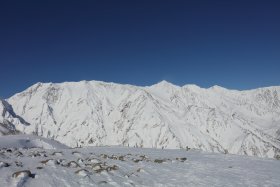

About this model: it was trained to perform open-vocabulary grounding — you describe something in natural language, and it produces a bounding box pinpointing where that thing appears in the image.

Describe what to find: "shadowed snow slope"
[0,99,28,135]
[7,80,280,158]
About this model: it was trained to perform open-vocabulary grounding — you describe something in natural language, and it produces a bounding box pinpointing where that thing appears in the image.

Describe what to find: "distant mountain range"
[1,80,280,158]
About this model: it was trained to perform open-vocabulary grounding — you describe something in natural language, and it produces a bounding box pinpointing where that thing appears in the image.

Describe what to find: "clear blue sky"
[0,0,279,98]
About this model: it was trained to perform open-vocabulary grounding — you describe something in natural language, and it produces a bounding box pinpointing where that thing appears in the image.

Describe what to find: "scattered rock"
[139,155,148,160]
[154,159,166,163]
[52,152,63,156]
[106,165,119,171]
[29,151,47,158]
[99,154,108,159]
[91,163,102,171]
[57,159,67,165]
[6,148,13,153]
[12,170,35,179]
[66,161,80,168]
[94,168,107,173]
[108,155,118,160]
[14,151,23,157]
[118,155,125,161]
[176,157,187,162]
[75,169,89,176]
[40,159,58,166]
[77,158,84,164]
[132,158,141,163]
[0,161,10,168]
[98,181,108,185]
[15,161,23,167]
[36,166,43,169]
[72,151,82,157]
[87,158,100,164]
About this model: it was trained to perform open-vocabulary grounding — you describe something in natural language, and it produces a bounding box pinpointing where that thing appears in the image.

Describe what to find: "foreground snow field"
[0,135,280,187]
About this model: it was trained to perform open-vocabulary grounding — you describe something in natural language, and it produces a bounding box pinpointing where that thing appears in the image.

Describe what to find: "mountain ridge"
[3,80,280,158]
[12,80,280,95]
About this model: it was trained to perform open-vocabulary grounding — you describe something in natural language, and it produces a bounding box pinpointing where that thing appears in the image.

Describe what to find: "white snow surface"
[0,135,68,149]
[6,80,280,158]
[0,135,280,187]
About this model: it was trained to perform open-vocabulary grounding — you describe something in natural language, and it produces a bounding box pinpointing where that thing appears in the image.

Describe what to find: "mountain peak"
[151,80,179,88]
[209,85,227,91]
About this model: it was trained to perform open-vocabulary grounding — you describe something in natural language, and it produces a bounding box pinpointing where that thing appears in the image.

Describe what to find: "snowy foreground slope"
[0,135,280,187]
[6,80,280,158]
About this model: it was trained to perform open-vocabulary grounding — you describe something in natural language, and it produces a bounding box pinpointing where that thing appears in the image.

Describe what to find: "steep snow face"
[7,81,280,158]
[0,99,29,135]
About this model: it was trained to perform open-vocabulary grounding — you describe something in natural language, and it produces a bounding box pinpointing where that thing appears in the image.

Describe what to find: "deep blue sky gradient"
[0,0,280,98]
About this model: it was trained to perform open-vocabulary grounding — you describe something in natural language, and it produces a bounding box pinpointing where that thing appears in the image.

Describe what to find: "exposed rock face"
[5,80,280,158]
[0,99,28,135]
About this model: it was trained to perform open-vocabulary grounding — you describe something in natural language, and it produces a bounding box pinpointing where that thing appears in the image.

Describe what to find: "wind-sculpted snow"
[7,80,280,158]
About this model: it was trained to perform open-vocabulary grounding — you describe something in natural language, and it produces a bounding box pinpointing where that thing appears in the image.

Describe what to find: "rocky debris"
[72,151,82,157]
[40,159,58,166]
[12,170,35,179]
[0,161,10,168]
[66,161,80,168]
[108,155,118,160]
[99,154,108,159]
[15,161,23,167]
[14,151,23,157]
[77,158,84,164]
[139,155,149,160]
[90,163,103,171]
[132,158,141,163]
[75,169,90,176]
[118,155,125,161]
[106,165,119,172]
[176,157,187,162]
[87,158,100,164]
[36,166,43,169]
[29,151,47,158]
[98,181,108,185]
[107,154,125,161]
[56,159,67,165]
[154,159,166,163]
[6,148,13,153]
[51,151,63,156]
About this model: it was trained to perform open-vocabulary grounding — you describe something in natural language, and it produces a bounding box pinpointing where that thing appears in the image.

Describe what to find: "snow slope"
[0,135,68,149]
[7,80,280,158]
[0,99,28,135]
[0,137,280,187]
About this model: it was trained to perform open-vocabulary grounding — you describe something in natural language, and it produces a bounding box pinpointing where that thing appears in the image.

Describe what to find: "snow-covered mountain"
[0,99,29,135]
[6,80,280,158]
